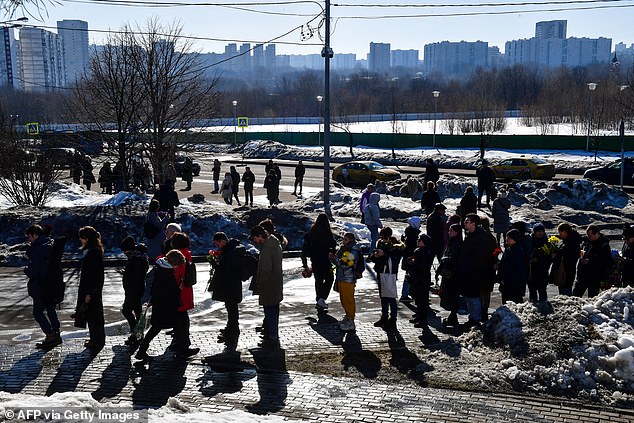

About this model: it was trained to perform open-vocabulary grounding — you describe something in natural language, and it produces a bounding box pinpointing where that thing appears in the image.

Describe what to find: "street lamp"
[586,82,597,151]
[232,100,238,145]
[316,95,323,147]
[432,90,440,148]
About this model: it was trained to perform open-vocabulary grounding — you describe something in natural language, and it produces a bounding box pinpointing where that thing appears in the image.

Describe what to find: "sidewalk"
[1,260,633,421]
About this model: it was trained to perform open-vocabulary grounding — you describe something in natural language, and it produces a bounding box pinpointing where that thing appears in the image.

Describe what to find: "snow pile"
[475,288,634,404]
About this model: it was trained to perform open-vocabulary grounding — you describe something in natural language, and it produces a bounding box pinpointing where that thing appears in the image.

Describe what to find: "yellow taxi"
[492,157,555,181]
[332,161,401,186]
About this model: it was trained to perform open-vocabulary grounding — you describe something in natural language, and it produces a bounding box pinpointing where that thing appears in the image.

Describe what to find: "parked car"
[174,155,201,177]
[492,157,555,181]
[332,160,401,186]
[41,147,77,169]
[583,158,634,185]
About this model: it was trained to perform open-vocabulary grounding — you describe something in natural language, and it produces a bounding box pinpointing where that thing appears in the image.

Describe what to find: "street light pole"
[432,90,440,149]
[316,95,323,147]
[321,0,333,213]
[586,82,597,152]
[232,100,238,145]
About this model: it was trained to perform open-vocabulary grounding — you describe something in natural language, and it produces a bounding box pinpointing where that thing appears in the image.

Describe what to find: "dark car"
[583,158,634,185]
[41,147,77,169]
[174,155,200,177]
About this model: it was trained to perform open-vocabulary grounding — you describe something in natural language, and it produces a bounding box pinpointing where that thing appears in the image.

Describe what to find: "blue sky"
[26,0,634,57]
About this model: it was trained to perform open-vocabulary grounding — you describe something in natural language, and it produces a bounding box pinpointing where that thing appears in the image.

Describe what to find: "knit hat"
[120,235,136,252]
[506,229,521,243]
[408,216,422,230]
[532,222,546,233]
[418,233,432,246]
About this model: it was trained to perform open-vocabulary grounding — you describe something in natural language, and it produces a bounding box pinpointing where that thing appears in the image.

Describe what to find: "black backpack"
[354,250,365,279]
[240,251,259,282]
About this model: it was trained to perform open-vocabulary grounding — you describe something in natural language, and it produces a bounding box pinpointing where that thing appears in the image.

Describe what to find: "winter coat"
[77,247,105,322]
[460,192,478,216]
[122,246,149,303]
[145,211,166,262]
[426,211,447,259]
[371,237,404,276]
[264,173,280,201]
[408,246,434,296]
[256,235,283,306]
[334,243,362,283]
[152,185,180,219]
[301,229,337,274]
[438,236,462,311]
[25,235,53,299]
[577,234,613,285]
[482,229,498,293]
[242,170,255,191]
[221,175,233,199]
[230,169,240,193]
[174,248,195,312]
[182,158,193,183]
[210,238,245,304]
[476,165,495,189]
[82,161,96,184]
[421,189,441,216]
[359,189,372,214]
[550,230,582,289]
[424,162,440,185]
[499,243,527,301]
[622,242,634,287]
[492,197,511,234]
[457,227,489,297]
[212,160,221,180]
[295,163,306,179]
[363,192,382,227]
[99,165,113,188]
[530,234,552,288]
[149,258,180,329]
[401,221,421,272]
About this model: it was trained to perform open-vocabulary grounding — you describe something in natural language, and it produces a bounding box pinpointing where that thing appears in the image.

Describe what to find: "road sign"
[26,122,39,135]
[238,117,249,128]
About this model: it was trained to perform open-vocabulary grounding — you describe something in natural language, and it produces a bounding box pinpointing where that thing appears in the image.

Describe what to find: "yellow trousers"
[338,281,356,320]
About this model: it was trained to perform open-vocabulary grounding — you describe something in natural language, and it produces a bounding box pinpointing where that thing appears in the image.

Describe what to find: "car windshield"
[531,158,547,164]
[607,160,622,169]
[367,162,385,170]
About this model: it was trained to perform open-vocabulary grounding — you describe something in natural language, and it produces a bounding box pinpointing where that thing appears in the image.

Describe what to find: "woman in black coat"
[529,223,552,302]
[437,223,463,327]
[550,223,582,296]
[264,169,280,206]
[77,226,105,351]
[498,229,527,304]
[302,213,337,310]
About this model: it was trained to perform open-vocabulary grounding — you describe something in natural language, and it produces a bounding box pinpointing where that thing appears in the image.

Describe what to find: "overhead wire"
[333,0,633,7]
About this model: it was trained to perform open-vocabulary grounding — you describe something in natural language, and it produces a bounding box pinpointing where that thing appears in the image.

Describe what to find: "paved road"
[2,259,633,421]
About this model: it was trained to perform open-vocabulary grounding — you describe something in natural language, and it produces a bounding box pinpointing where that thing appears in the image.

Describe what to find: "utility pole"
[322,0,333,214]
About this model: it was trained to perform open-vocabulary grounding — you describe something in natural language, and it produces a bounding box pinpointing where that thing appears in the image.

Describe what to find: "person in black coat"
[152,179,180,221]
[302,213,337,310]
[407,234,434,329]
[423,158,440,186]
[622,224,634,287]
[550,223,582,296]
[437,223,463,327]
[25,224,61,349]
[120,236,149,345]
[421,181,441,216]
[426,203,447,261]
[230,165,241,206]
[212,159,221,194]
[293,160,306,196]
[498,229,527,304]
[528,223,552,302]
[476,161,495,208]
[264,169,280,206]
[573,225,613,298]
[242,166,256,207]
[77,226,106,352]
[457,214,488,327]
[136,250,182,361]
[459,186,478,217]
[400,216,422,303]
[209,232,245,351]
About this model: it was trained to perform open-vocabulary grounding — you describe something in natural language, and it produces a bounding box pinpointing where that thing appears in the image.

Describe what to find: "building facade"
[0,27,18,88]
[423,41,489,76]
[19,27,65,91]
[57,19,89,85]
[368,42,391,73]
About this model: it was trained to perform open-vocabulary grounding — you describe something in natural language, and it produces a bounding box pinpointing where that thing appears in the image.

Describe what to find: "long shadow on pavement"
[45,349,96,395]
[131,354,188,408]
[91,345,133,401]
[0,349,45,393]
[198,351,257,398]
[340,331,382,379]
[305,309,343,346]
[246,346,291,415]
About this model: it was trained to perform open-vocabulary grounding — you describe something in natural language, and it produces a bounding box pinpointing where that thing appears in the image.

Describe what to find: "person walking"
[251,225,283,348]
[492,189,511,246]
[426,203,448,262]
[498,229,528,304]
[437,223,463,327]
[400,216,422,303]
[549,223,582,296]
[24,224,61,349]
[98,162,113,194]
[573,225,613,298]
[212,159,221,194]
[364,192,382,255]
[264,169,280,207]
[230,165,242,206]
[145,199,167,263]
[359,184,374,224]
[528,223,552,302]
[332,232,363,331]
[82,156,96,191]
[71,151,82,184]
[301,213,337,311]
[407,234,434,330]
[459,186,478,217]
[77,226,106,352]
[370,227,405,331]
[476,160,495,208]
[220,172,233,205]
[292,160,306,196]
[120,236,149,345]
[622,225,634,287]
[181,157,193,191]
[152,179,180,221]
[423,158,440,186]
[457,214,488,328]
[208,232,245,352]
[242,166,255,207]
[421,181,441,216]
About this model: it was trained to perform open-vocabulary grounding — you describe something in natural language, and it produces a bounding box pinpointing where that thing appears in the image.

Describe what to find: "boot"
[35,333,56,349]
[386,317,397,331]
[373,316,388,328]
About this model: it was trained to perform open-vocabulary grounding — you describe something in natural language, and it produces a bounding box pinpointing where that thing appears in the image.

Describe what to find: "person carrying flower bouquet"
[370,227,405,330]
[331,233,363,331]
[528,223,552,302]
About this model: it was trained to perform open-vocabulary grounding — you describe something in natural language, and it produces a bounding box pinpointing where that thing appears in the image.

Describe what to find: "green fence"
[219,132,634,152]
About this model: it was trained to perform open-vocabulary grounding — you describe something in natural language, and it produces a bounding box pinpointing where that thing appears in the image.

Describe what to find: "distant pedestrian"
[437,223,463,327]
[457,214,488,328]
[152,179,180,221]
[264,169,280,207]
[400,216,422,303]
[423,158,440,186]
[421,181,441,216]
[242,166,255,207]
[528,223,551,302]
[82,156,96,191]
[301,213,337,311]
[230,166,241,206]
[98,162,113,194]
[120,236,149,345]
[251,225,283,348]
[293,160,306,196]
[371,227,405,331]
[145,199,167,263]
[573,225,612,298]
[212,159,221,194]
[77,226,105,352]
[549,223,582,296]
[498,229,527,304]
[492,189,511,246]
[181,157,193,191]
[476,160,495,208]
[480,217,498,321]
[459,186,477,217]
[221,172,233,205]
[407,234,434,330]
[24,224,61,349]
[332,232,363,331]
[426,203,448,261]
[359,184,374,224]
[363,192,382,254]
[71,151,82,184]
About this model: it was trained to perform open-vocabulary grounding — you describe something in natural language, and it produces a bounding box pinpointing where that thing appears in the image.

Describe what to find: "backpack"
[184,261,197,287]
[143,221,160,239]
[354,250,366,279]
[240,250,259,282]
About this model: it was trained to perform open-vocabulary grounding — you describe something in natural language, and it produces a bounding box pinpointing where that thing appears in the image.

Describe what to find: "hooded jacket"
[122,245,149,300]
[363,192,382,227]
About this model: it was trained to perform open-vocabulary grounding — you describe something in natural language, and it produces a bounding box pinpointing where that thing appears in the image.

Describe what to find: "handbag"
[551,258,567,287]
[379,259,398,299]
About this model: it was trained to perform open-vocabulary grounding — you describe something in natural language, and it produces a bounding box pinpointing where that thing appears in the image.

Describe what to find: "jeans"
[225,302,239,334]
[122,295,142,333]
[367,225,379,254]
[244,189,253,205]
[314,267,334,301]
[213,179,219,192]
[401,273,411,298]
[263,305,280,341]
[32,297,60,335]
[294,178,303,194]
[464,296,481,322]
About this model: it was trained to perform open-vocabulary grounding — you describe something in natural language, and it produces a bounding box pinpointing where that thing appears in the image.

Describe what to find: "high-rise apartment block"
[0,27,18,88]
[535,20,567,40]
[423,41,489,76]
[19,27,66,91]
[391,49,419,68]
[57,19,89,84]
[368,42,391,72]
